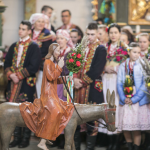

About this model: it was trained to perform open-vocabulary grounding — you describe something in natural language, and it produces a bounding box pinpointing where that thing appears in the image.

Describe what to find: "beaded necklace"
[59,46,68,57]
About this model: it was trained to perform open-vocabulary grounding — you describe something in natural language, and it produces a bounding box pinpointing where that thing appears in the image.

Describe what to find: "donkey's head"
[103,89,116,132]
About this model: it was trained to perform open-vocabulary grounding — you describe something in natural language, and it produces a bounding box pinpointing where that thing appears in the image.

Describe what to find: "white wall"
[37,0,93,33]
[2,0,24,46]
[2,0,93,46]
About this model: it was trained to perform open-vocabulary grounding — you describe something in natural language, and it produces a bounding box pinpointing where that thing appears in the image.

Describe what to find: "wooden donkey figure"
[64,89,116,150]
[0,89,116,150]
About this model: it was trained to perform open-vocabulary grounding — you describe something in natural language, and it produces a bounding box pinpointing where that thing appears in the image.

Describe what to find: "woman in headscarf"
[29,13,55,99]
[56,29,74,102]
[53,29,74,149]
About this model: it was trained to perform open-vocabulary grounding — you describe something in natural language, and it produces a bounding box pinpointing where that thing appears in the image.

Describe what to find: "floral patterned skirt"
[118,103,150,131]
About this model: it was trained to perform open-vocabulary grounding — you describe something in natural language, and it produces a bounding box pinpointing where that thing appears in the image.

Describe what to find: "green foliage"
[66,44,85,73]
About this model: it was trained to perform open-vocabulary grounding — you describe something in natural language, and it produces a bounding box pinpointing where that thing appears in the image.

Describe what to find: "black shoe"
[133,144,140,150]
[9,127,22,148]
[111,134,120,150]
[57,134,65,149]
[107,135,113,150]
[74,128,81,150]
[49,140,58,147]
[146,146,150,150]
[145,133,150,150]
[85,134,97,150]
[9,137,22,148]
[127,142,133,150]
[18,127,31,148]
[96,133,108,147]
[18,139,29,148]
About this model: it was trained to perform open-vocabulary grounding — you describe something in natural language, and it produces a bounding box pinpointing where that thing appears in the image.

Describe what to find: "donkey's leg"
[0,133,2,150]
[0,124,15,150]
[64,120,77,150]
[71,140,76,150]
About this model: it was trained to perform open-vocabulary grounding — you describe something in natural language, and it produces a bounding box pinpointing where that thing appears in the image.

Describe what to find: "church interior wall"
[2,0,24,47]
[2,0,93,47]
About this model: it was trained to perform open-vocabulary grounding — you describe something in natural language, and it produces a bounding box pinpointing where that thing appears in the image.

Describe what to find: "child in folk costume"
[117,42,150,150]
[138,33,150,59]
[99,23,128,150]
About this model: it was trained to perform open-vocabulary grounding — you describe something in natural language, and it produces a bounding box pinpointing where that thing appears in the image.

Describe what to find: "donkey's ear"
[110,90,115,107]
[106,89,111,104]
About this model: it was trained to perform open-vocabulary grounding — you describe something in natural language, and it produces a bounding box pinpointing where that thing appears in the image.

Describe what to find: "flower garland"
[10,39,31,73]
[107,41,128,63]
[26,77,36,87]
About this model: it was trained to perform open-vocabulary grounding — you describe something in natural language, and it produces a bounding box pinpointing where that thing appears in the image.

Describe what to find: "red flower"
[121,51,128,55]
[77,54,81,58]
[105,27,108,32]
[116,56,121,62]
[76,61,81,67]
[69,58,74,63]
[125,87,130,93]
[117,49,122,54]
[71,53,76,56]
[107,55,110,59]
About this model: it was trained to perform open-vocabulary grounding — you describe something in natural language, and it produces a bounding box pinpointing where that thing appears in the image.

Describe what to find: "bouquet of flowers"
[66,36,88,73]
[145,77,150,92]
[65,36,88,103]
[107,42,129,63]
[123,75,134,98]
[140,57,150,96]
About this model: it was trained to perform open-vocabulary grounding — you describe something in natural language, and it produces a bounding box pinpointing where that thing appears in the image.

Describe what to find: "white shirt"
[32,30,41,42]
[109,42,117,57]
[17,36,30,67]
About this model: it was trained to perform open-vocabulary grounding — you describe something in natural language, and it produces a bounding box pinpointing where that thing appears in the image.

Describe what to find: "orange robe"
[19,59,74,141]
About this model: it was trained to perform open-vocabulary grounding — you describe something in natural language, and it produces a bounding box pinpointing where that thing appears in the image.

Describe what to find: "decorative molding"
[128,0,150,25]
[24,0,36,20]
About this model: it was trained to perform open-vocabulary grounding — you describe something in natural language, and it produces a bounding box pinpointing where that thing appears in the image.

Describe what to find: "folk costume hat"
[29,13,46,28]
[45,43,59,59]
[56,29,74,49]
